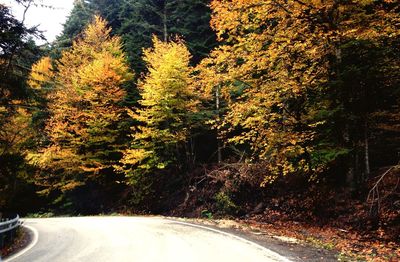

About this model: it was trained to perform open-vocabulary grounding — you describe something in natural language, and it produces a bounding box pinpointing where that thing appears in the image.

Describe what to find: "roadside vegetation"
[1,0,399,260]
[0,226,29,259]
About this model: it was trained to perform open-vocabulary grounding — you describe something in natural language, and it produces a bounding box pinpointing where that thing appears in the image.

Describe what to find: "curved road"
[5,217,292,262]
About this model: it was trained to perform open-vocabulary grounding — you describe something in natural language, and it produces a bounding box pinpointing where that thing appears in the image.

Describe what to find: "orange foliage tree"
[28,56,54,90]
[198,0,399,185]
[28,16,133,193]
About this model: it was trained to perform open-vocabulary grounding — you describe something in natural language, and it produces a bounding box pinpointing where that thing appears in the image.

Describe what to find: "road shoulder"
[166,217,338,261]
[2,225,36,261]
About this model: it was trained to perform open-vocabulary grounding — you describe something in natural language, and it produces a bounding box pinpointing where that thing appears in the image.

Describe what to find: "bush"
[215,191,238,215]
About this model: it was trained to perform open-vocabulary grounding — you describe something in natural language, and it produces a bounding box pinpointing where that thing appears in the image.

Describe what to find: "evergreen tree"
[90,0,124,31]
[56,0,217,73]
[0,2,43,212]
[55,0,94,49]
[0,3,42,106]
[116,0,217,71]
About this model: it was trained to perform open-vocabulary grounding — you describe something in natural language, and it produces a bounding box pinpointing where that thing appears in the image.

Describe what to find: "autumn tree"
[27,56,54,90]
[29,16,133,197]
[199,0,400,185]
[119,37,198,188]
[0,106,37,210]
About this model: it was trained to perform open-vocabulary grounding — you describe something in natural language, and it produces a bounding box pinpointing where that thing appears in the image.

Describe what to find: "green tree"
[0,1,44,212]
[117,0,217,71]
[56,0,216,73]
[54,0,94,50]
[0,3,42,106]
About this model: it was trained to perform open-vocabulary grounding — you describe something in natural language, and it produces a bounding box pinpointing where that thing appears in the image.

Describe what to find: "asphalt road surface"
[5,217,292,262]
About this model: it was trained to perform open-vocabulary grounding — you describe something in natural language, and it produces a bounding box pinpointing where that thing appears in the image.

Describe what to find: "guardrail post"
[0,214,20,250]
[10,228,13,242]
[0,232,3,249]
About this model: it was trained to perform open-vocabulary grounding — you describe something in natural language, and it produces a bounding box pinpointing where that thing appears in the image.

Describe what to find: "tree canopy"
[28,16,133,194]
[119,36,198,189]
[1,2,399,255]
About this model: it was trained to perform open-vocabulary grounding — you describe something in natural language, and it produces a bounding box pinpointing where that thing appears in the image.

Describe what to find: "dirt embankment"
[1,226,32,259]
[163,167,400,261]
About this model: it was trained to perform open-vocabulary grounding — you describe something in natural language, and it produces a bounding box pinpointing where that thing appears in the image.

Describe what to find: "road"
[5,217,292,262]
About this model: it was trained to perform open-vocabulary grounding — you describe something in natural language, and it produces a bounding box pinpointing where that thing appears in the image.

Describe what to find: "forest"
[0,0,399,260]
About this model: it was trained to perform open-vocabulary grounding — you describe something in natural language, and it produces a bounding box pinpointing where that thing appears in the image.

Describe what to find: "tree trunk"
[163,2,168,42]
[364,119,370,177]
[216,85,222,163]
[184,129,195,168]
[344,124,355,190]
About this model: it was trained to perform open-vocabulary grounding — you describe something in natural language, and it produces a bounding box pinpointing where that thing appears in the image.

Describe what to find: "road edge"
[4,225,39,262]
[167,219,293,262]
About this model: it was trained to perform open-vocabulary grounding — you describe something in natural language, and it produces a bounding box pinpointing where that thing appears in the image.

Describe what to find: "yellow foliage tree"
[0,105,35,207]
[198,0,399,184]
[119,36,198,184]
[28,56,54,90]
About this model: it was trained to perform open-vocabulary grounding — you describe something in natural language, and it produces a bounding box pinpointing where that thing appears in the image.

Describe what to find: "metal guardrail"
[0,215,21,251]
[0,215,20,234]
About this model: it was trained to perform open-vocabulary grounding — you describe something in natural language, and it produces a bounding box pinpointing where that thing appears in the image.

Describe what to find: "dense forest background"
[1,0,399,258]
